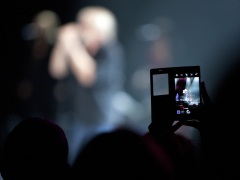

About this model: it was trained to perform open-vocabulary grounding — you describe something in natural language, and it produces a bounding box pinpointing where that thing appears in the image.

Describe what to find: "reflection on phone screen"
[153,74,169,96]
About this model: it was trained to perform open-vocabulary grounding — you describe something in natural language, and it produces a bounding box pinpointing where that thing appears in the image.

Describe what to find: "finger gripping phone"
[150,66,201,122]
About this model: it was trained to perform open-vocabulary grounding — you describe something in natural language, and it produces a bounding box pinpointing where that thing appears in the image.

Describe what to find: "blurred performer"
[48,6,126,163]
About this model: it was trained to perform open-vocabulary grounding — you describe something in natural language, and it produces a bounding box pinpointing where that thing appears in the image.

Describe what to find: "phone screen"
[174,70,200,119]
[150,66,201,122]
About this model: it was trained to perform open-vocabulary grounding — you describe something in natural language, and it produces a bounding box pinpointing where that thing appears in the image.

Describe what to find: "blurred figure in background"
[132,16,201,170]
[16,10,61,120]
[48,6,127,164]
[131,17,175,131]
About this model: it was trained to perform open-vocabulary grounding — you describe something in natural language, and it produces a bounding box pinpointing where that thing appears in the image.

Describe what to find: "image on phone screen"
[174,72,200,117]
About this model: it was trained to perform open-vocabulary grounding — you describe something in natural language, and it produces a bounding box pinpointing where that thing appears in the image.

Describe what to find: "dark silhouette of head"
[71,127,173,179]
[0,117,70,180]
[209,44,240,179]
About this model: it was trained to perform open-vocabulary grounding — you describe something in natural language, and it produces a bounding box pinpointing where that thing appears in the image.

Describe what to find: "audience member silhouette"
[142,82,212,180]
[71,127,175,180]
[0,117,70,180]
[144,123,199,179]
[144,64,240,180]
[203,48,240,179]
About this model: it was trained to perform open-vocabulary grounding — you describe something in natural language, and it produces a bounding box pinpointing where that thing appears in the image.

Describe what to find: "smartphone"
[150,66,201,122]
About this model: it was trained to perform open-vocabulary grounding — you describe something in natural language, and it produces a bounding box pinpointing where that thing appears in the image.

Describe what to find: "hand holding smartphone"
[150,66,201,123]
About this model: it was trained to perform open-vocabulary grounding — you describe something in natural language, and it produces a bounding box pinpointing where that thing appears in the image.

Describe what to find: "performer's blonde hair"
[34,10,60,44]
[76,6,118,43]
